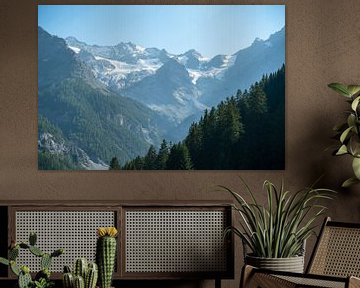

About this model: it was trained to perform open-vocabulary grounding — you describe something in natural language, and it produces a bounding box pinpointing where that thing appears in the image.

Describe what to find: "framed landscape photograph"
[38,5,285,170]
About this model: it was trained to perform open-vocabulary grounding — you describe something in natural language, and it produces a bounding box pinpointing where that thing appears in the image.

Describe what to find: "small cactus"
[63,272,74,288]
[18,269,32,288]
[74,258,88,279]
[63,259,98,288]
[85,263,98,288]
[41,253,52,270]
[74,275,85,288]
[96,227,118,288]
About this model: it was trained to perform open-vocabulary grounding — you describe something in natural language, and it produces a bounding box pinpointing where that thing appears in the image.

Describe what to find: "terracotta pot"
[245,254,304,273]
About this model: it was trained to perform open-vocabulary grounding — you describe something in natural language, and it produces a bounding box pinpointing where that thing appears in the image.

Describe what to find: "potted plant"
[328,83,360,187]
[221,179,334,273]
[62,258,98,288]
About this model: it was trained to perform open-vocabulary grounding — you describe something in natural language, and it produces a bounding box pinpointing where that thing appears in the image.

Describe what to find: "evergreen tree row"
[109,64,285,170]
[109,139,193,170]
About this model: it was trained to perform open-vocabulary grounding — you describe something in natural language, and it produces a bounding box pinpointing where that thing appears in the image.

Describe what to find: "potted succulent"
[221,179,334,273]
[62,258,98,288]
[328,83,360,187]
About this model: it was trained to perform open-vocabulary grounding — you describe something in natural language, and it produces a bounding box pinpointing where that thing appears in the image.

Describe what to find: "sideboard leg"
[215,278,221,288]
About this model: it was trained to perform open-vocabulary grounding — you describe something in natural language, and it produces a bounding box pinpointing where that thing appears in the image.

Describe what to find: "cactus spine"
[96,227,118,288]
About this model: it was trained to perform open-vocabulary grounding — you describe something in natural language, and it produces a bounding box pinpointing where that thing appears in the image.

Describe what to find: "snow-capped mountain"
[38,26,284,169]
[65,27,285,128]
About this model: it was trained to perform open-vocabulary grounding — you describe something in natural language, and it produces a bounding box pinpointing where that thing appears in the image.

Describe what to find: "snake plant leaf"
[347,85,360,97]
[336,145,348,155]
[351,96,360,111]
[352,157,360,179]
[340,127,353,143]
[342,177,360,188]
[328,83,351,97]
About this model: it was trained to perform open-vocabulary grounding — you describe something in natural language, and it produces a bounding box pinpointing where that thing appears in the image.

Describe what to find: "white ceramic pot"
[245,254,305,273]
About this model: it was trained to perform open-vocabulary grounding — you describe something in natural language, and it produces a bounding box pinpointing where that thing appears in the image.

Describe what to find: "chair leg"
[240,265,255,288]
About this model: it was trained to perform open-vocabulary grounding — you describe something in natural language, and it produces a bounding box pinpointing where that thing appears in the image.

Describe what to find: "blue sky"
[38,5,285,58]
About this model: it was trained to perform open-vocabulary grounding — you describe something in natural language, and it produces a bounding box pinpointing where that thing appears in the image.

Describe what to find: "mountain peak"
[184,49,202,57]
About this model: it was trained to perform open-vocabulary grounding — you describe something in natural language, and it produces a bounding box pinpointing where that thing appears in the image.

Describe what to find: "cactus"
[29,245,44,257]
[29,232,37,246]
[63,259,98,288]
[96,227,118,288]
[0,233,64,288]
[74,258,88,279]
[18,268,32,288]
[41,253,52,270]
[73,275,85,288]
[85,263,98,288]
[63,272,74,288]
[9,246,19,260]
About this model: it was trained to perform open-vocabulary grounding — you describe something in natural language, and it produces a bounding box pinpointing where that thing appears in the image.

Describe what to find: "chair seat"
[277,275,346,288]
[243,266,360,288]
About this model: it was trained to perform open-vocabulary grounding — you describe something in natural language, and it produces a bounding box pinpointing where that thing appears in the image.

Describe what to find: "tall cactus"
[96,227,118,288]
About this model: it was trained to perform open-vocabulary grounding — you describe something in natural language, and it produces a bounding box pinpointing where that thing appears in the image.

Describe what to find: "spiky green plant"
[96,227,118,288]
[328,83,360,187]
[0,232,63,288]
[221,179,335,258]
[63,260,98,288]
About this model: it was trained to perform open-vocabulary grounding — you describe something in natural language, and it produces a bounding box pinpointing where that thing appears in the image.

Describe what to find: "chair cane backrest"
[307,217,360,278]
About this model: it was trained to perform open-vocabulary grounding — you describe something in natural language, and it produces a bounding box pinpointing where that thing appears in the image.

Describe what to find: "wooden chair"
[241,217,360,288]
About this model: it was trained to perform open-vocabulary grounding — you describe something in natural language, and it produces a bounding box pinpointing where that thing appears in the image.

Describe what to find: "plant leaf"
[347,113,356,127]
[352,157,360,179]
[342,177,360,188]
[347,85,360,97]
[336,145,348,155]
[340,126,353,143]
[0,257,9,266]
[351,96,360,111]
[328,83,351,97]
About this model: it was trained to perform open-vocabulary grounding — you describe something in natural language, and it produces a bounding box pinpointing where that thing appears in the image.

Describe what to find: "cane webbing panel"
[15,211,115,272]
[309,226,360,277]
[125,210,227,273]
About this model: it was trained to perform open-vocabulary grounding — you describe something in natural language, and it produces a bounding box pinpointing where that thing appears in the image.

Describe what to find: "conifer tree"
[155,140,169,170]
[166,143,193,170]
[144,145,158,170]
[109,157,121,170]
